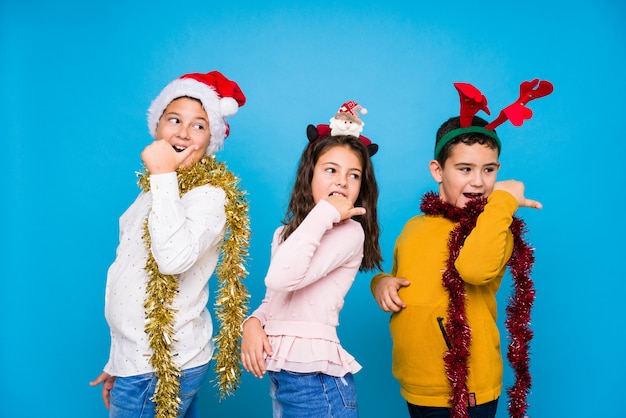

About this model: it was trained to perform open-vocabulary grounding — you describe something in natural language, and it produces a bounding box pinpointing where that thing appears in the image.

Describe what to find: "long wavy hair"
[280,134,382,271]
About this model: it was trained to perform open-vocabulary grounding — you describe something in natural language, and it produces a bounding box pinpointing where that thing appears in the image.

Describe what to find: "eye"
[349,173,361,180]
[192,123,206,130]
[168,117,181,124]
[325,167,336,174]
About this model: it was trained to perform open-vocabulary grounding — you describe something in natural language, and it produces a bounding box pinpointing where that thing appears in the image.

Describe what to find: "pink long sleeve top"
[250,200,364,377]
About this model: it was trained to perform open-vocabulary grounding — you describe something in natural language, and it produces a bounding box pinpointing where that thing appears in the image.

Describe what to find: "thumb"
[263,337,273,356]
[89,375,103,386]
[178,145,200,165]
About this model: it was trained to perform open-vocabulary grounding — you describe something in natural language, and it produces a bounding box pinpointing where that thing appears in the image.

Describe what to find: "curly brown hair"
[280,134,382,271]
[435,116,501,166]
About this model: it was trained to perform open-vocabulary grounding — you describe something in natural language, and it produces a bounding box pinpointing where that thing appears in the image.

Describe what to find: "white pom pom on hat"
[219,96,240,118]
[147,71,246,156]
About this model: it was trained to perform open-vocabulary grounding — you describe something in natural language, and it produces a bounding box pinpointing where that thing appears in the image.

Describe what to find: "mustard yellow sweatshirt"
[371,190,518,407]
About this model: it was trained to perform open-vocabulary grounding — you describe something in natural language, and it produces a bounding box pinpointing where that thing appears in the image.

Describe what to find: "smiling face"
[154,97,211,167]
[311,145,363,205]
[429,142,500,208]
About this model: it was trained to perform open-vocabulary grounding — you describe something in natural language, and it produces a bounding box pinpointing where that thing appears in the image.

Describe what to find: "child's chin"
[449,198,467,208]
[181,157,202,169]
[442,200,465,209]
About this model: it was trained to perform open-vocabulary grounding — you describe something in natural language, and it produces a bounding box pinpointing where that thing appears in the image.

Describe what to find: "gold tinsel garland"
[138,156,250,417]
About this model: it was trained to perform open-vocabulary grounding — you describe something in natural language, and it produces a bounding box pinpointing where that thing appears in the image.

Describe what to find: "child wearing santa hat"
[90,71,250,418]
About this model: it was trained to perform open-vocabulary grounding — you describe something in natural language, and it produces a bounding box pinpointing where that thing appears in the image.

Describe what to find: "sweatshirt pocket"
[437,317,451,349]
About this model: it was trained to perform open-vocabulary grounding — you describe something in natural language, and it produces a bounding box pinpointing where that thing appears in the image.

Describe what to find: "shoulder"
[183,184,227,201]
[272,226,285,243]
[398,214,454,241]
[402,214,430,231]
[405,213,426,225]
[486,190,518,212]
[310,200,341,223]
[344,218,365,232]
[334,218,365,241]
[180,185,228,218]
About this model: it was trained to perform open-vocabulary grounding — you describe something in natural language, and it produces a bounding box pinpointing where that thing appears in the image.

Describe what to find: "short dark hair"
[434,116,500,166]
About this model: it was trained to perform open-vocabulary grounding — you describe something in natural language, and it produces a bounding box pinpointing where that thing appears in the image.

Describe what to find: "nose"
[176,125,190,140]
[470,171,484,187]
[336,175,347,187]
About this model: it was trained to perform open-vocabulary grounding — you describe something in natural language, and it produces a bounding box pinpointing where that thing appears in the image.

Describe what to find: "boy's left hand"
[141,139,200,174]
[494,180,543,209]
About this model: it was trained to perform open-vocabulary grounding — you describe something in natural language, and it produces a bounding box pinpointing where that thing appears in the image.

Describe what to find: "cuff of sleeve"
[316,199,341,224]
[149,172,179,199]
[488,189,519,212]
[242,314,265,330]
[370,273,387,295]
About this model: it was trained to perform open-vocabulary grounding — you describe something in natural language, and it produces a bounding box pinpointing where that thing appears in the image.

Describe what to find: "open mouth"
[329,192,346,197]
[463,193,482,199]
[172,145,186,153]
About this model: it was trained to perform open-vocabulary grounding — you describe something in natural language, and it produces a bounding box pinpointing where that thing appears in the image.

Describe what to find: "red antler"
[454,83,490,128]
[485,79,554,130]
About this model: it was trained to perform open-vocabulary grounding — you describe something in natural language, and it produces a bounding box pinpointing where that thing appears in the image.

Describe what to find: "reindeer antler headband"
[434,79,554,159]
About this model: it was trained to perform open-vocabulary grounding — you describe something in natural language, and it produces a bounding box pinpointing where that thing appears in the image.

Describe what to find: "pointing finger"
[350,207,366,217]
[524,198,543,209]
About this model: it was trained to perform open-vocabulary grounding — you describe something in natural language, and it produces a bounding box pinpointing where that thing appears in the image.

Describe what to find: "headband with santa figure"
[434,79,554,159]
[306,100,379,157]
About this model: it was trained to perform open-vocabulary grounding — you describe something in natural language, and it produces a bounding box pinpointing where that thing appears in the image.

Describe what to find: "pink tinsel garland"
[420,192,535,418]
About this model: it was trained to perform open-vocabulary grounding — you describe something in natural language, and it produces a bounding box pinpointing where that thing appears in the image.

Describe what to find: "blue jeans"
[109,363,210,418]
[407,398,498,418]
[268,370,358,418]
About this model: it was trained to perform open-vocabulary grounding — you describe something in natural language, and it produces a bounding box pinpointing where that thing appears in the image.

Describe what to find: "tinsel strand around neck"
[139,156,250,416]
[420,191,535,418]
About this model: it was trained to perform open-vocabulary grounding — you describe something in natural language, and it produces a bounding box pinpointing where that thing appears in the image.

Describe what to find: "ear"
[429,160,443,183]
[367,143,378,156]
[306,124,319,143]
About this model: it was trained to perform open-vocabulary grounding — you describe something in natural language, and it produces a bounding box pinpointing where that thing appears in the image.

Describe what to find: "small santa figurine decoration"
[329,100,368,137]
[307,100,378,156]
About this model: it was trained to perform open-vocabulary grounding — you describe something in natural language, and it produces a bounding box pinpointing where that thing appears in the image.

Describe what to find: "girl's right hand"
[325,195,366,221]
[241,317,273,378]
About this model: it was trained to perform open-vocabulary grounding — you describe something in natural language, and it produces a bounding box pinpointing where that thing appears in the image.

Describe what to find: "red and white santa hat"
[337,100,367,120]
[147,71,246,156]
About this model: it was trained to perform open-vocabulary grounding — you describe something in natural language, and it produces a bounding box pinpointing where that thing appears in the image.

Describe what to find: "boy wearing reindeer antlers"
[371,80,553,418]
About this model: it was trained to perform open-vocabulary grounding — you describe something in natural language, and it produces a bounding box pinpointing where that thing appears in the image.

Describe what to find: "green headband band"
[434,126,502,159]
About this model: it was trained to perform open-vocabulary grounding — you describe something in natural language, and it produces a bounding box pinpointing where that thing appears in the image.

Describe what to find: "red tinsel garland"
[420,192,535,418]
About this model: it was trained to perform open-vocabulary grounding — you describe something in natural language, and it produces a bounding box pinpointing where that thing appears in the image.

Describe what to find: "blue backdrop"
[1,1,624,417]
